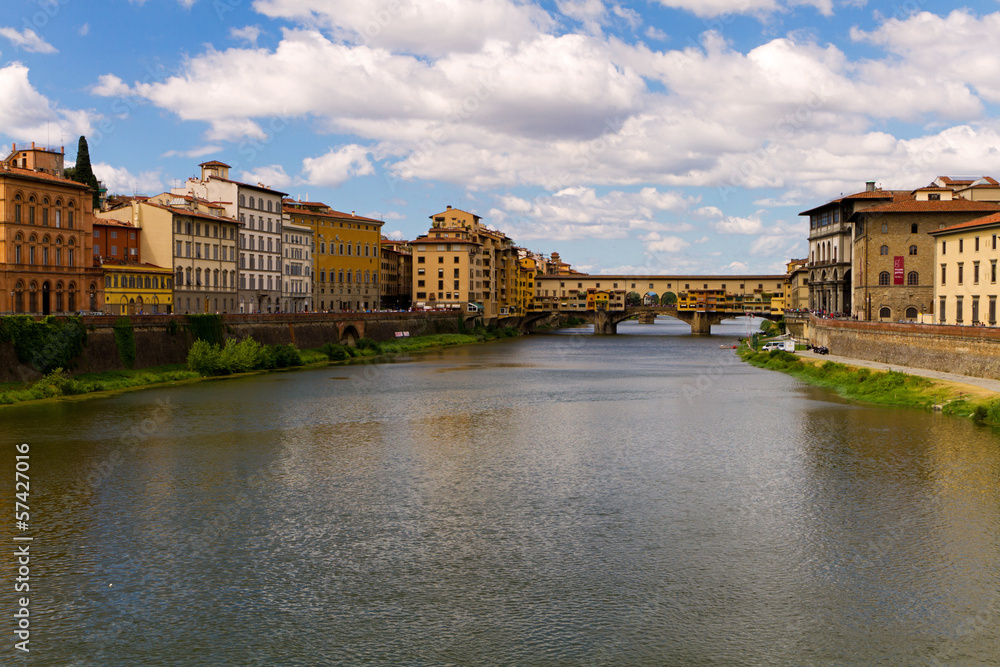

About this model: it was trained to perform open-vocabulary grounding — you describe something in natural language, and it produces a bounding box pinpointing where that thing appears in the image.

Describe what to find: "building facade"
[99,195,241,314]
[851,191,1000,321]
[0,143,102,314]
[281,221,312,313]
[174,161,286,313]
[380,238,412,310]
[930,212,1000,325]
[283,199,383,312]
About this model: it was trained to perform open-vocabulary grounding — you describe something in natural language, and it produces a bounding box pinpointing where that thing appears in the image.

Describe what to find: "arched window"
[267,200,273,212]
[239,194,245,206]
[879,271,890,286]
[176,267,184,286]
[909,245,917,255]
[185,267,192,286]
[67,201,75,229]
[68,282,77,312]
[55,282,64,312]
[907,271,919,285]
[338,270,343,283]
[880,245,889,255]
[320,270,326,282]
[879,306,891,319]
[905,307,918,320]
[249,196,255,209]
[346,271,352,284]
[320,242,326,254]
[13,281,23,313]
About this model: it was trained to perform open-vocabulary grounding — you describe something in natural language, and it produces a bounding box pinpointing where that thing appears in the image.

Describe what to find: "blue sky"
[5,0,1000,275]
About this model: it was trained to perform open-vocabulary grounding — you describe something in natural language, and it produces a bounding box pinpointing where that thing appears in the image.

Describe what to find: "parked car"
[762,340,794,352]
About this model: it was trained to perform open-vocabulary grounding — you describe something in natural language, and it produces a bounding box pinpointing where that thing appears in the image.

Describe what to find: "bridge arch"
[340,325,360,346]
[626,291,641,306]
[642,291,659,306]
[661,291,677,305]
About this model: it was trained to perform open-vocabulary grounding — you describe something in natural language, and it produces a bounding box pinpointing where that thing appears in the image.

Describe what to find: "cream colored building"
[98,194,241,313]
[930,212,1000,326]
[281,221,312,313]
[173,161,287,313]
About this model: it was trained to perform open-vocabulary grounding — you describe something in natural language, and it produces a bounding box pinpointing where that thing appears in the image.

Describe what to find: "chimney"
[865,181,876,192]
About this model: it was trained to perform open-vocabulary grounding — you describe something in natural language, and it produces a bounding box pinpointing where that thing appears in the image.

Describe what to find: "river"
[3,317,1000,665]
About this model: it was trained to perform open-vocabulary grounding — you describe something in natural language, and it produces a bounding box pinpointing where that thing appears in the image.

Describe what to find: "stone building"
[380,238,412,310]
[281,220,312,313]
[850,191,1000,321]
[0,143,103,314]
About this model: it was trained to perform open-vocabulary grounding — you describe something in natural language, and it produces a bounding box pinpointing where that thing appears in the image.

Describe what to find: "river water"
[3,317,1000,665]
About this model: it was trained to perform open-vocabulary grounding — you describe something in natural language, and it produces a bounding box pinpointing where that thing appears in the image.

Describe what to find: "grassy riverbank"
[0,331,510,408]
[740,348,1000,426]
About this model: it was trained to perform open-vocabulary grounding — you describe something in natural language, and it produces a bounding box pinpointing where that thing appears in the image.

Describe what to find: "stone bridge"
[526,306,781,335]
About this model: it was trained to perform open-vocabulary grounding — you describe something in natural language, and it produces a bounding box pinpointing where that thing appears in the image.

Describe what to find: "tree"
[68,136,101,209]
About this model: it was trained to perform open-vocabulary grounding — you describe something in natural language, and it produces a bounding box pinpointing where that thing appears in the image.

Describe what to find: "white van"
[761,340,794,352]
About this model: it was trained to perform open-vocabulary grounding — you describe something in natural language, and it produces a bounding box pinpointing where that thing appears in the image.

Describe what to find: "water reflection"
[1,317,998,664]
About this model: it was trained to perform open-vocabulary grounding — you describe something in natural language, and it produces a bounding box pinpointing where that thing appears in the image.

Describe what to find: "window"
[909,245,917,255]
[993,260,997,284]
[942,241,946,255]
[879,271,890,286]
[991,296,998,325]
[879,306,891,319]
[940,297,947,322]
[905,307,918,320]
[973,296,980,324]
[974,261,980,284]
[881,223,888,234]
[911,223,918,234]
[958,263,964,285]
[928,193,940,201]
[960,239,964,253]
[976,237,980,252]
[880,245,889,255]
[907,271,918,286]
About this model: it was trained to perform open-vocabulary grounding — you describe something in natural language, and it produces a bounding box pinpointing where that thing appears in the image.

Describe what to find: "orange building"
[0,143,102,314]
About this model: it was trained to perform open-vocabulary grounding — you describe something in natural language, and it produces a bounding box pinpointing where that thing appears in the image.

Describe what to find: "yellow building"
[930,212,1000,325]
[283,199,383,312]
[100,260,174,314]
[517,256,539,313]
[412,205,518,319]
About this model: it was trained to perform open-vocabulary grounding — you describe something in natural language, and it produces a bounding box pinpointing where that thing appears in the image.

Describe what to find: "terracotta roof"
[429,207,481,220]
[798,189,901,215]
[851,197,1000,216]
[929,212,1000,235]
[143,201,243,225]
[0,166,91,190]
[198,160,231,168]
[100,259,172,271]
[93,217,136,229]
[283,204,383,225]
[937,176,977,186]
[412,234,481,245]
[203,174,288,196]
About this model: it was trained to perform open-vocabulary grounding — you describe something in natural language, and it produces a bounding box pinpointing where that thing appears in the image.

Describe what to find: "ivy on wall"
[186,314,225,345]
[0,315,87,374]
[113,317,136,369]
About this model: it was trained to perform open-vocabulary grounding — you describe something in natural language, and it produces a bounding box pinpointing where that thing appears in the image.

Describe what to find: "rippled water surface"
[3,318,1000,665]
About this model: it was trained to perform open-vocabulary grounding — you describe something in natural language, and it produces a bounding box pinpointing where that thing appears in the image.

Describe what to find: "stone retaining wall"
[810,316,1000,380]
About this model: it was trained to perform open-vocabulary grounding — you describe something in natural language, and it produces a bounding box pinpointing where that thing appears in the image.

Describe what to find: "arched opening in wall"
[625,291,641,306]
[41,282,50,316]
[13,282,23,313]
[341,325,360,347]
[28,283,37,313]
[120,296,129,315]
[879,306,891,320]
[642,291,659,306]
[661,291,677,306]
[905,306,918,320]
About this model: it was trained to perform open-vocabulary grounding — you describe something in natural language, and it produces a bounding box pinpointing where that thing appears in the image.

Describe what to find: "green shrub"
[0,315,87,374]
[187,339,223,375]
[272,344,302,368]
[321,342,350,361]
[218,337,265,374]
[356,337,380,353]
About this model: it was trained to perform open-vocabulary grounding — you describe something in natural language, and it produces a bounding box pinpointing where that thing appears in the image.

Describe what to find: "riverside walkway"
[796,350,1000,395]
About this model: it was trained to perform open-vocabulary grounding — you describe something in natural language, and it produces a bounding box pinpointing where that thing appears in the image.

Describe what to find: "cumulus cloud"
[92,163,163,195]
[90,74,132,97]
[0,27,57,54]
[651,0,833,18]
[230,25,262,45]
[240,164,292,189]
[0,64,93,141]
[301,144,375,187]
[489,186,696,241]
[715,215,764,235]
[160,145,223,159]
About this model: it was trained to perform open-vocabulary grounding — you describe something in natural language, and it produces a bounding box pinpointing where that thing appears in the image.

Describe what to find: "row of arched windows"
[10,280,83,313]
[12,192,77,228]
[11,233,76,266]
[239,194,275,213]
[880,245,919,255]
[878,271,919,286]
[174,267,234,289]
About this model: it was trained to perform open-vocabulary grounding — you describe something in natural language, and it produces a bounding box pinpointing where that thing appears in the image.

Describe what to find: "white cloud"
[651,0,833,18]
[644,26,667,41]
[90,74,132,97]
[160,145,223,159]
[0,64,94,141]
[92,163,163,194]
[230,25,262,45]
[78,24,90,36]
[0,27,57,54]
[383,229,405,240]
[301,144,374,187]
[489,186,696,241]
[240,164,292,189]
[715,215,764,235]
[645,236,690,253]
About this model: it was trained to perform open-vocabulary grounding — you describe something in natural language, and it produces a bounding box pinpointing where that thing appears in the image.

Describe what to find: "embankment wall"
[810,316,1000,380]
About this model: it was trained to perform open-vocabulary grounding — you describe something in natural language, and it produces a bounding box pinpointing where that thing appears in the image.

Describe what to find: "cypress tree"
[70,136,101,209]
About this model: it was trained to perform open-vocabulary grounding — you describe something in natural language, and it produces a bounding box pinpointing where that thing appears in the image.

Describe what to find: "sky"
[5,1,1000,275]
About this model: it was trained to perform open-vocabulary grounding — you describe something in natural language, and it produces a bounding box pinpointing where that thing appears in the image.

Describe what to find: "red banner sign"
[894,256,905,285]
